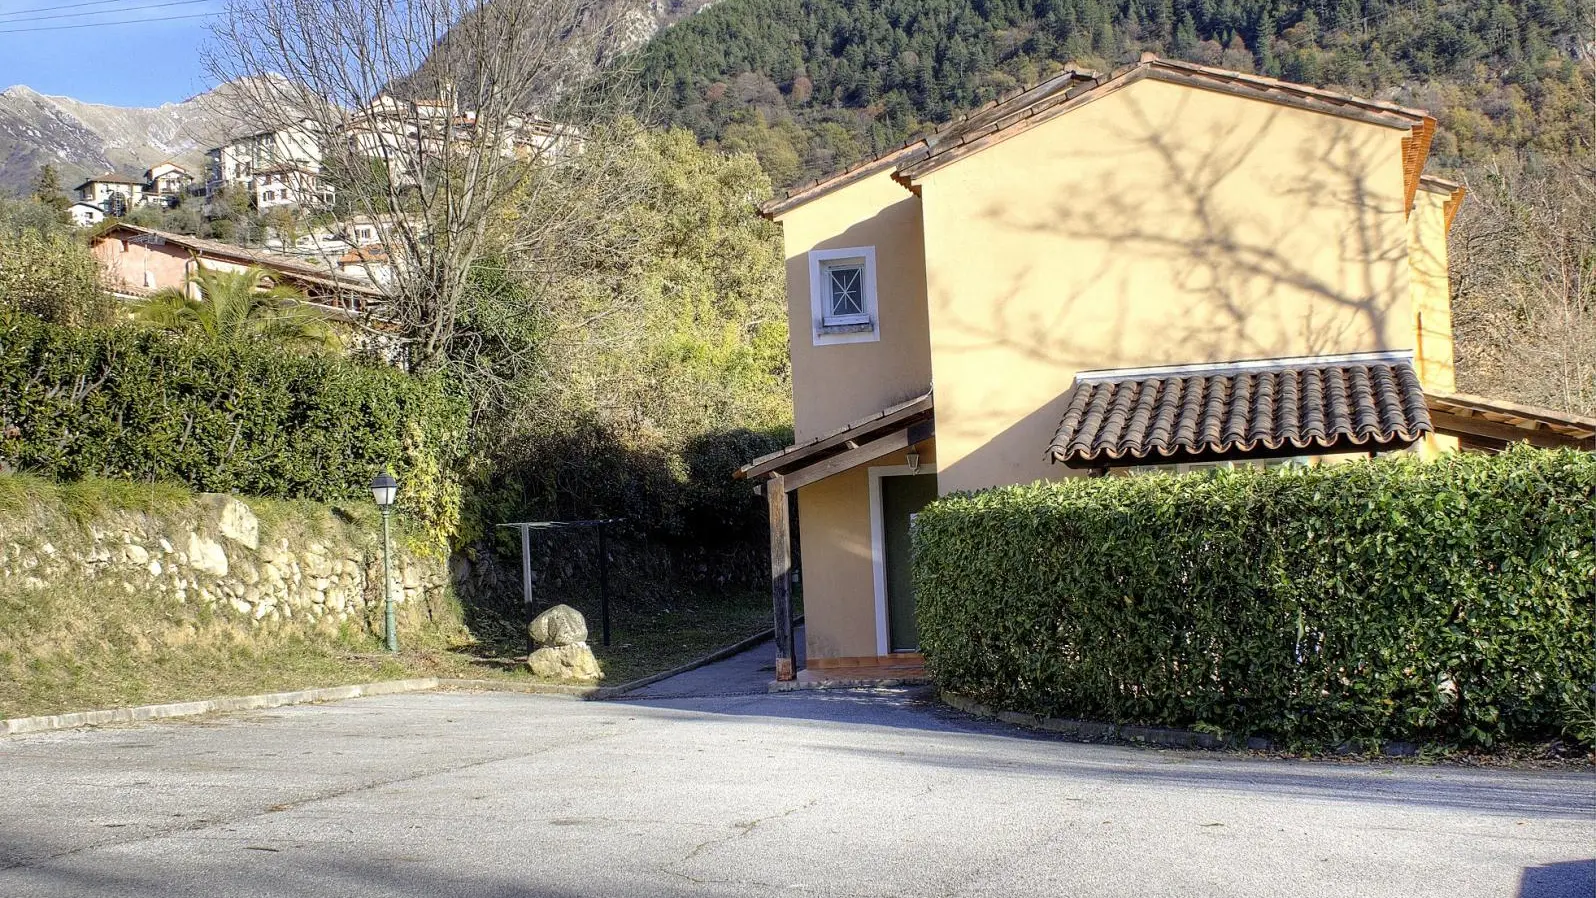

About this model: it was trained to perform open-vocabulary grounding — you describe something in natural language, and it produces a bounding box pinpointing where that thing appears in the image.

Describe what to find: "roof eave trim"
[1072,350,1415,383]
[758,145,929,220]
[1052,429,1429,468]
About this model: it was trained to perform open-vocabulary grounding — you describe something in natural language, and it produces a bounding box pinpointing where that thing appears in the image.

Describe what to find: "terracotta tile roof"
[761,54,1436,219]
[1049,355,1433,467]
[1418,174,1468,231]
[96,224,383,298]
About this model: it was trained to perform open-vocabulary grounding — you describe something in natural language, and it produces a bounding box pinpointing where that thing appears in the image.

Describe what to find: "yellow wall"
[1409,187,1457,393]
[1408,185,1460,455]
[915,77,1419,493]
[795,441,933,661]
[775,170,933,442]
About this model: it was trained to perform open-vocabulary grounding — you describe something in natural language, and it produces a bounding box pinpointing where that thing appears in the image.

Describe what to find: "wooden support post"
[767,473,795,681]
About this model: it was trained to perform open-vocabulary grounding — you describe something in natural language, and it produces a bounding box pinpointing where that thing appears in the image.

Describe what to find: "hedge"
[0,314,467,549]
[913,448,1596,748]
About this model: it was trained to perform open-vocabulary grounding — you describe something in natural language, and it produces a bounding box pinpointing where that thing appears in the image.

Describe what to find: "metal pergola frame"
[497,519,624,647]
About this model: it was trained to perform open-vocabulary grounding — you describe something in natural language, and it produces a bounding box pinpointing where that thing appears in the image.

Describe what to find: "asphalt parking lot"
[1,651,1591,898]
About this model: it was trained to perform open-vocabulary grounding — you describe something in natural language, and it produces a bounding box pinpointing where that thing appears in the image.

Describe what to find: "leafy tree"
[0,196,111,326]
[463,127,790,561]
[134,266,341,354]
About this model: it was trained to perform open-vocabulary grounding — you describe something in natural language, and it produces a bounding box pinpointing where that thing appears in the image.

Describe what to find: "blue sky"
[0,0,222,106]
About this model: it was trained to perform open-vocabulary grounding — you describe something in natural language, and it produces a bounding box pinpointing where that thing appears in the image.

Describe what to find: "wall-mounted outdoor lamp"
[370,471,399,653]
[906,452,921,473]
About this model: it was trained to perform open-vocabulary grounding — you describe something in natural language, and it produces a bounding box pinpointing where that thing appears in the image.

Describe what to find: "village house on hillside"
[738,54,1596,684]
[67,201,106,228]
[91,223,380,311]
[71,163,196,220]
[144,162,195,204]
[206,121,322,193]
[74,172,147,217]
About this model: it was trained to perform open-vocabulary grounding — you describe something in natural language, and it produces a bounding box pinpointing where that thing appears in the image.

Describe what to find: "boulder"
[527,643,603,682]
[202,494,260,550]
[186,533,229,577]
[529,604,588,647]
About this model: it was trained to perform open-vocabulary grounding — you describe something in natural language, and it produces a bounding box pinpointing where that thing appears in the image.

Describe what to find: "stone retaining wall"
[0,490,450,636]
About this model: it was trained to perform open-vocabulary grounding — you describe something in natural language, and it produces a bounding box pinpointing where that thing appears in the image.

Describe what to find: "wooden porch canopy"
[736,392,934,489]
[1426,392,1596,451]
[735,392,934,682]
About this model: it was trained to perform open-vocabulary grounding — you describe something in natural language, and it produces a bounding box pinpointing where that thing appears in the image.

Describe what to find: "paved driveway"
[1,647,1592,898]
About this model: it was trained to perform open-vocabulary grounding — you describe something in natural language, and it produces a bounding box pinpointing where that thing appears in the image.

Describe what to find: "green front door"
[881,472,939,652]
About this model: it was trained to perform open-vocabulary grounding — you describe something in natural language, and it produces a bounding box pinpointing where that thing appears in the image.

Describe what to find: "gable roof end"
[761,55,1437,219]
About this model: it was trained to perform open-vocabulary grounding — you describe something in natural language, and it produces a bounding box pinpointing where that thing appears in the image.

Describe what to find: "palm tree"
[135,265,341,354]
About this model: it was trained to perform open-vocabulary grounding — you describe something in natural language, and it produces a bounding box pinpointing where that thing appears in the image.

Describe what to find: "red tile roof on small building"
[1049,353,1433,467]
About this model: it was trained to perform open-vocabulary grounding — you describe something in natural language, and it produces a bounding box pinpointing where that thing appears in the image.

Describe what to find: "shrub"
[913,448,1596,748]
[0,214,113,327]
[0,314,467,550]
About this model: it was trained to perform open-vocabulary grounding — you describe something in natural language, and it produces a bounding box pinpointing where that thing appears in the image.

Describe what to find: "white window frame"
[808,246,879,346]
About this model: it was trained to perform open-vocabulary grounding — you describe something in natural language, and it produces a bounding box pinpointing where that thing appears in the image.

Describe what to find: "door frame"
[868,463,939,656]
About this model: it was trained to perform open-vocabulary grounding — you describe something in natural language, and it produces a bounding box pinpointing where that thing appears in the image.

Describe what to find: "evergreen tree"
[31,164,70,214]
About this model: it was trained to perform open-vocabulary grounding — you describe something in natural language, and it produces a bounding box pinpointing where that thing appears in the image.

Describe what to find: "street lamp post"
[370,471,399,653]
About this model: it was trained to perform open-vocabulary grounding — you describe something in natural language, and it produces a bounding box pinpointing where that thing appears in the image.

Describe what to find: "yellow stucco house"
[737,55,1596,683]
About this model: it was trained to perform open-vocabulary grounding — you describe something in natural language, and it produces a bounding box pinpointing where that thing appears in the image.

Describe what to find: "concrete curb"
[940,691,1241,751]
[0,678,443,737]
[0,621,802,736]
[769,674,932,693]
[434,679,602,699]
[941,692,1431,757]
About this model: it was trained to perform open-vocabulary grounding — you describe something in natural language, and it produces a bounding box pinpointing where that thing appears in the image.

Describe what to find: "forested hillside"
[636,0,1592,184]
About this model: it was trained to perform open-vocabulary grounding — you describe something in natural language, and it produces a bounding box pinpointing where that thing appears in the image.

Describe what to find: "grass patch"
[58,477,191,522]
[0,472,55,515]
[0,473,192,522]
[590,588,781,685]
[0,577,527,721]
[462,587,778,686]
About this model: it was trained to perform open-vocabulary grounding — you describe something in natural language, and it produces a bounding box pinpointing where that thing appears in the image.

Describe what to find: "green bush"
[0,314,467,550]
[913,448,1596,748]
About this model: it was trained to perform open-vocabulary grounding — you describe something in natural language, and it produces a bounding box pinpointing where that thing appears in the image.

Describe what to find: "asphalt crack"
[657,797,821,888]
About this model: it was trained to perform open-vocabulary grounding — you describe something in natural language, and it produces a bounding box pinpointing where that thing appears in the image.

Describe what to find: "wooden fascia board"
[1430,409,1595,450]
[737,396,933,480]
[779,419,935,492]
[1426,391,1596,437]
[1441,184,1466,233]
[759,145,929,220]
[1400,117,1437,220]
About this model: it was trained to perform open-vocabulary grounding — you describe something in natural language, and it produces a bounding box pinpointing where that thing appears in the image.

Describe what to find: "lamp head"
[370,471,398,507]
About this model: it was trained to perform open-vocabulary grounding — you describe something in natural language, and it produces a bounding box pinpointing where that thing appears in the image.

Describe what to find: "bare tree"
[1451,157,1596,416]
[205,0,649,378]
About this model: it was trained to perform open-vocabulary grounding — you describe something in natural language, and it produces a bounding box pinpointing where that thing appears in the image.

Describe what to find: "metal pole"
[381,508,397,653]
[520,524,533,607]
[598,522,611,647]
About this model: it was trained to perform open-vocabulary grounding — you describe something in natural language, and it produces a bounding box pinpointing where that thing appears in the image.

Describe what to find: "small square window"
[808,246,879,345]
[824,262,868,323]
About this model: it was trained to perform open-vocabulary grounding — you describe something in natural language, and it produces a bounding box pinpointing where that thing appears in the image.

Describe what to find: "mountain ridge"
[0,0,721,196]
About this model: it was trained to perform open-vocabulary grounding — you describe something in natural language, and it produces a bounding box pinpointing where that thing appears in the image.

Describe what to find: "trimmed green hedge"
[0,314,467,549]
[913,448,1596,748]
